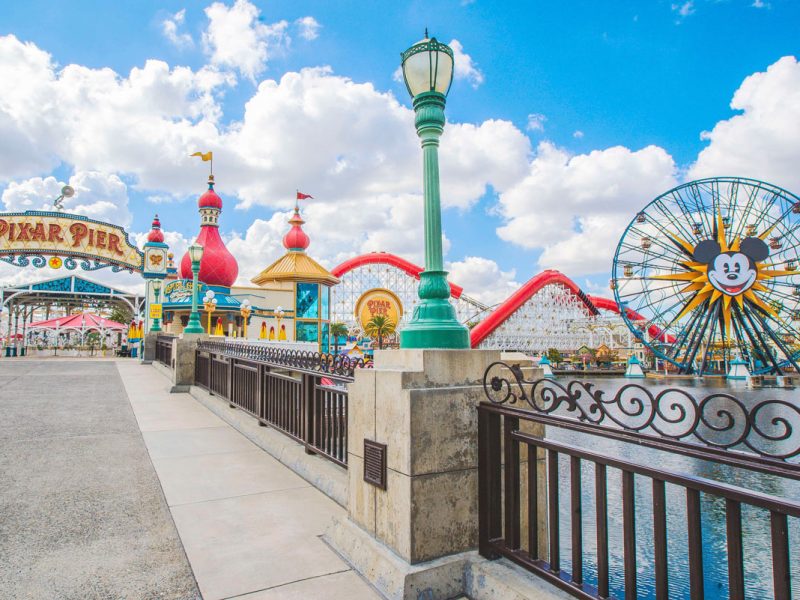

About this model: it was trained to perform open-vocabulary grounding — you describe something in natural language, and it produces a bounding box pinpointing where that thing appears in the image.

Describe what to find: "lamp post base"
[184,312,204,334]
[400,298,470,349]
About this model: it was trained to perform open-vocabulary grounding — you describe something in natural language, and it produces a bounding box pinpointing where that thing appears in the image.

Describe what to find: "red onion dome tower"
[147,214,164,243]
[282,208,311,251]
[179,176,239,287]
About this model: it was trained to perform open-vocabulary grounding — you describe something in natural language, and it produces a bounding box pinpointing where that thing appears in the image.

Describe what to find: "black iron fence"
[478,361,800,600]
[155,335,175,368]
[194,341,363,467]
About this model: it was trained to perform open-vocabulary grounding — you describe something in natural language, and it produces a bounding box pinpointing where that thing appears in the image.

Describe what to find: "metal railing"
[194,340,362,467]
[155,335,175,368]
[478,361,800,600]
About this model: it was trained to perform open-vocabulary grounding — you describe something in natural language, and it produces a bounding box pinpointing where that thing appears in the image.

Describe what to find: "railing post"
[504,414,521,550]
[228,357,235,408]
[478,405,502,559]
[303,373,316,455]
[257,363,268,427]
[207,348,213,394]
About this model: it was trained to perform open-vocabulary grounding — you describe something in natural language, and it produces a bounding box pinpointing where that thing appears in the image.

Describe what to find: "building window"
[321,286,329,321]
[296,283,319,319]
[296,321,318,343]
[321,322,329,353]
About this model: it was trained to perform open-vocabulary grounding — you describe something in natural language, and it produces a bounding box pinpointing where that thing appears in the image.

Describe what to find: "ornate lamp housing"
[400,37,454,99]
[397,34,469,349]
[188,243,204,265]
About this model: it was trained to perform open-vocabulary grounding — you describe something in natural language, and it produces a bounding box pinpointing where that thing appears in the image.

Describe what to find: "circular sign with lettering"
[355,288,403,333]
[48,256,63,269]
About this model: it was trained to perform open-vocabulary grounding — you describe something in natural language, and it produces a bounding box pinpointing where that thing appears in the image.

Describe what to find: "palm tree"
[364,315,396,350]
[329,322,349,355]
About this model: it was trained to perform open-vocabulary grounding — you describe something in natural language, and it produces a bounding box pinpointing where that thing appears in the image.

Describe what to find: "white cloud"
[295,16,321,41]
[446,256,520,306]
[496,142,677,276]
[226,194,445,286]
[1,175,62,212]
[2,171,131,226]
[0,35,234,189]
[392,65,404,83]
[0,36,61,179]
[449,39,484,89]
[526,113,546,132]
[690,56,800,192]
[752,0,769,7]
[0,34,526,214]
[132,228,189,264]
[671,1,695,19]
[161,9,193,49]
[203,0,289,81]
[226,67,529,211]
[573,130,584,139]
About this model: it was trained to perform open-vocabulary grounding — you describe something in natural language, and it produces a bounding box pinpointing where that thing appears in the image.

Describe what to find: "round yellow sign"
[355,288,403,333]
[48,256,63,269]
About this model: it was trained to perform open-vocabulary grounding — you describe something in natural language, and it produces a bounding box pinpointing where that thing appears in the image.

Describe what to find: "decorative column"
[399,37,469,350]
[142,214,169,362]
[324,38,536,600]
[151,280,162,333]
[184,243,205,334]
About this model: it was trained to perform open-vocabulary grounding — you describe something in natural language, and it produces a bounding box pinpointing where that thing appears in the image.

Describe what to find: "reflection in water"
[542,377,800,600]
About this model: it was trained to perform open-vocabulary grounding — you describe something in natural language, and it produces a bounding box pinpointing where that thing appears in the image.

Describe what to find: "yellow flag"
[191,151,213,161]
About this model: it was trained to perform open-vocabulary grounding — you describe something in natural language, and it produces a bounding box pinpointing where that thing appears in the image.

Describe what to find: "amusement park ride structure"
[613,177,800,375]
[3,176,800,376]
[330,253,490,332]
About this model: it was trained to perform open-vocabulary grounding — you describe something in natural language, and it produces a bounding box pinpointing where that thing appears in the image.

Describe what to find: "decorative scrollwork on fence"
[197,340,366,379]
[483,360,800,461]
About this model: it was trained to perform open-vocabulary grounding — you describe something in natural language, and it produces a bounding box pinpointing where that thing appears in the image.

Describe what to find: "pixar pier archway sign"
[0,210,144,273]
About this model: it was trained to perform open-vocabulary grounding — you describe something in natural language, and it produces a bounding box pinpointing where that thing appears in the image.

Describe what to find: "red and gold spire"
[282,208,310,252]
[146,214,164,243]
[251,204,338,287]
[179,175,239,287]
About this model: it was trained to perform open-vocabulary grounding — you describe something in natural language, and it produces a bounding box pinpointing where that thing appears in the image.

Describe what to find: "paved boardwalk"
[117,360,380,600]
[1,359,380,599]
[0,359,200,600]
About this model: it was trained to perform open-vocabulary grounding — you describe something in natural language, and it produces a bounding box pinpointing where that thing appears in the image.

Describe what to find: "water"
[537,377,800,599]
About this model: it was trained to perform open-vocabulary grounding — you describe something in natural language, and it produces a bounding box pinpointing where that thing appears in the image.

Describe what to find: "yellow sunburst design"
[647,211,787,337]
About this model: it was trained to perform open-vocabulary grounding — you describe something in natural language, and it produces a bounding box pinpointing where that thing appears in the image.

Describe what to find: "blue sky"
[1,0,799,302]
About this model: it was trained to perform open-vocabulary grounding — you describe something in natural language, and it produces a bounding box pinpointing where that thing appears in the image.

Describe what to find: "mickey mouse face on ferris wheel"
[692,237,769,297]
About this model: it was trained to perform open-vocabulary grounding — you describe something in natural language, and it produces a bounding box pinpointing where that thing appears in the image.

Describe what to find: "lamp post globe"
[184,243,205,334]
[399,34,469,349]
[240,299,252,339]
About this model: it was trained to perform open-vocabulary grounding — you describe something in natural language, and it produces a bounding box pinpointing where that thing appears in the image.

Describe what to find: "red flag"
[296,191,313,200]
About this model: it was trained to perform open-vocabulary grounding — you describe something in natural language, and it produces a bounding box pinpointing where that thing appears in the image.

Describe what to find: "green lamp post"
[184,243,205,334]
[399,34,469,349]
[151,279,162,333]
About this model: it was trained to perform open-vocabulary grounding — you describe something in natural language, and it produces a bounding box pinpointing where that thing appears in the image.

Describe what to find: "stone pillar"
[142,332,157,363]
[328,349,507,599]
[170,333,206,393]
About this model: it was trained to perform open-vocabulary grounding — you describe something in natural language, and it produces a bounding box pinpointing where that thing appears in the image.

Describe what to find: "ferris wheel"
[611,177,800,375]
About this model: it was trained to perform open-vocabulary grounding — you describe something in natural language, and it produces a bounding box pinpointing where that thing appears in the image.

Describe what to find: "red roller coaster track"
[331,252,464,298]
[469,270,599,347]
[331,253,668,348]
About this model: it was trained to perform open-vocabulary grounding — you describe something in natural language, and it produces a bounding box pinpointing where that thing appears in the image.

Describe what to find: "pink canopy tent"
[28,312,127,333]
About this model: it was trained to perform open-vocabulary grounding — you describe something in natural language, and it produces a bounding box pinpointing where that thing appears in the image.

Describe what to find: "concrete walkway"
[117,360,381,600]
[0,359,200,600]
